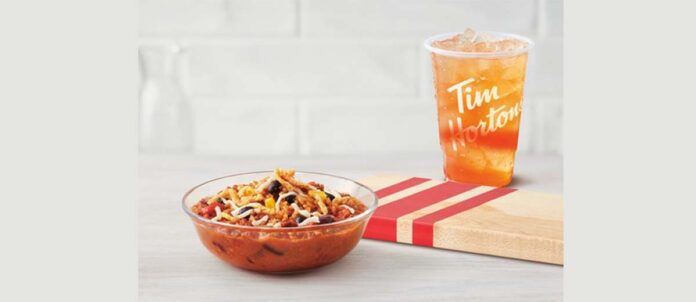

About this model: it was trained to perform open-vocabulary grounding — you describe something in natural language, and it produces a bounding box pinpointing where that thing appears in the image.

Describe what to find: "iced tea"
[425,30,533,186]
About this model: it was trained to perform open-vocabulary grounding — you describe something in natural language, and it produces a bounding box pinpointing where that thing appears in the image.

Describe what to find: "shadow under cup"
[182,171,378,273]
[425,32,534,187]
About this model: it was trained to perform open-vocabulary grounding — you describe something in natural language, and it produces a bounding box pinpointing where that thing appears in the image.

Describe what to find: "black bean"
[318,215,335,224]
[296,216,306,224]
[284,194,296,204]
[325,192,335,201]
[262,244,285,256]
[212,241,226,253]
[268,180,282,198]
[239,206,253,214]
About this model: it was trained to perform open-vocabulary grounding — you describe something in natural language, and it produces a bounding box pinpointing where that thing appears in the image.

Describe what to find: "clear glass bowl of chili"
[182,171,378,273]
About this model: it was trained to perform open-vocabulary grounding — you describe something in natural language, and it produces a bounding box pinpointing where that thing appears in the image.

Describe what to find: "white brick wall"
[192,99,298,155]
[139,0,563,156]
[184,41,419,97]
[299,99,440,155]
[139,0,297,36]
[301,0,538,38]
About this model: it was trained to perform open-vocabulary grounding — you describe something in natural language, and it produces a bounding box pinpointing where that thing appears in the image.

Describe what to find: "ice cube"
[461,28,477,42]
[498,39,528,52]
[474,41,496,52]
[475,32,495,43]
[441,29,528,53]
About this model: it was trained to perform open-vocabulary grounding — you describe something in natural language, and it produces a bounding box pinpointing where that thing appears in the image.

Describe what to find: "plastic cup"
[424,31,534,186]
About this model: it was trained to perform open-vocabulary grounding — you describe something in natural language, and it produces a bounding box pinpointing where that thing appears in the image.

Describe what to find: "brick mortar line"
[295,0,302,38]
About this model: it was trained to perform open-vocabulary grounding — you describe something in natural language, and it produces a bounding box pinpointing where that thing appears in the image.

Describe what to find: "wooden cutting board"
[359,175,563,265]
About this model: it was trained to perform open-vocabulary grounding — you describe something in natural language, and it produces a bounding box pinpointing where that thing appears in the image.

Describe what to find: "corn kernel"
[309,190,326,201]
[265,197,276,210]
[239,186,254,196]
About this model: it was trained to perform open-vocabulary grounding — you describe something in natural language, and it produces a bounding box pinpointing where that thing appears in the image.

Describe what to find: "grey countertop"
[139,154,563,301]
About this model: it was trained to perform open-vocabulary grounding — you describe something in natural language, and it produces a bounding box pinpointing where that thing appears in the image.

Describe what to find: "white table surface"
[139,154,563,301]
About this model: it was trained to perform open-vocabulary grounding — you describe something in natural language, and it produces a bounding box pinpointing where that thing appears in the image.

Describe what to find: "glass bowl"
[182,171,378,273]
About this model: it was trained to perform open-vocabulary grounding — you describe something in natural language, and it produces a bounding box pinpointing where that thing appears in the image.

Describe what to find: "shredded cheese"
[220,212,234,221]
[308,190,326,201]
[193,169,367,229]
[229,187,242,204]
[211,206,223,221]
[277,192,296,202]
[251,215,269,226]
[234,210,252,219]
[291,203,310,217]
[275,192,296,212]
[298,216,320,226]
[328,189,342,200]
[220,197,233,206]
[231,205,255,218]
[255,176,275,193]
[317,199,328,215]
[340,205,355,214]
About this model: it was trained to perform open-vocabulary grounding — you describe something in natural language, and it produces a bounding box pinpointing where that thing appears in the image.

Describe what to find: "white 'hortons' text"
[446,78,521,152]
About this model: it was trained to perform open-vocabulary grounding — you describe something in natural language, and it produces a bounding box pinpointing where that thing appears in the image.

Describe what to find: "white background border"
[0,0,137,301]
[2,0,696,300]
[565,0,695,300]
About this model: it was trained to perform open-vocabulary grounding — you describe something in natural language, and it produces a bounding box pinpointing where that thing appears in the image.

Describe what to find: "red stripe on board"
[411,187,517,247]
[364,181,478,242]
[374,177,430,199]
